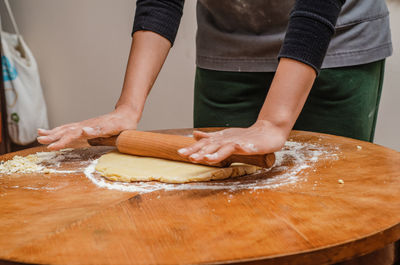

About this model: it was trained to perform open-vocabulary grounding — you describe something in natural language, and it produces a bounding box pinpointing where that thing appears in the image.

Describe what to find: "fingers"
[177,140,206,157]
[237,142,259,154]
[37,125,83,149]
[37,125,65,137]
[37,128,51,136]
[188,130,229,154]
[47,135,77,151]
[186,142,236,164]
[36,108,139,150]
[38,126,99,150]
[204,144,236,163]
[82,126,103,138]
[193,129,228,140]
[37,130,66,144]
[38,121,122,149]
[178,136,238,164]
[192,130,211,140]
[37,135,60,145]
[178,127,263,165]
[82,125,120,139]
[188,143,221,162]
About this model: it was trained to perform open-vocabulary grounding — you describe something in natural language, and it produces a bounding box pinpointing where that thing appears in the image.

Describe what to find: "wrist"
[253,118,292,139]
[256,106,297,132]
[114,103,141,124]
[256,58,315,135]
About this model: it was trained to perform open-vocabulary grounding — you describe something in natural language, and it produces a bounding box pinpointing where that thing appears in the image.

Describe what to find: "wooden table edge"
[208,222,400,265]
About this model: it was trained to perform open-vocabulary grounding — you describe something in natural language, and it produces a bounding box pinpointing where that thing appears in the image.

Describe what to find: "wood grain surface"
[0,129,400,265]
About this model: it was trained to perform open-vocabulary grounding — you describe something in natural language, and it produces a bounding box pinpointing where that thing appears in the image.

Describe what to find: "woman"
[37,0,392,165]
[37,1,396,262]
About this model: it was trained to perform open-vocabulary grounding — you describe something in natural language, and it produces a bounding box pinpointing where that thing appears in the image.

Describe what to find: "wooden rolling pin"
[88,130,275,168]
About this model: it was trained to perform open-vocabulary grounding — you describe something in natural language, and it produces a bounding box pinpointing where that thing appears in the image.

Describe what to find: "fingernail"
[178,148,188,154]
[205,153,219,160]
[48,143,55,148]
[190,153,200,159]
[82,127,95,134]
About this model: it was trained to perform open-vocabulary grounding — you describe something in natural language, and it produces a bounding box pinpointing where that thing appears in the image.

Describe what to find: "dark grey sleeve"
[132,0,185,45]
[278,0,346,73]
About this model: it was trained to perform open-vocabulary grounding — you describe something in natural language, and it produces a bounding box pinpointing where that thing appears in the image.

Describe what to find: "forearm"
[37,31,172,149]
[257,0,345,136]
[256,58,316,137]
[278,0,345,73]
[116,30,172,123]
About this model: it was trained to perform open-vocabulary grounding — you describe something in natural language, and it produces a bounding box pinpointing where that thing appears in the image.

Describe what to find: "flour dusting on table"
[0,141,340,194]
[84,141,340,193]
[0,148,81,174]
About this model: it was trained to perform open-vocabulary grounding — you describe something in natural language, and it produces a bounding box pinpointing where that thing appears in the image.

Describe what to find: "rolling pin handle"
[87,136,118,147]
[223,153,276,168]
[265,153,276,168]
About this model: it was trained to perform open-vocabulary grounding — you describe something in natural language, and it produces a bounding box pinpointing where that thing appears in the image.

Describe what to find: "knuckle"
[232,142,241,150]
[198,138,210,145]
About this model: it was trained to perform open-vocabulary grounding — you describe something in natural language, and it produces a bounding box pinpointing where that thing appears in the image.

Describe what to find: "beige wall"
[0,0,197,131]
[375,2,400,151]
[1,1,399,150]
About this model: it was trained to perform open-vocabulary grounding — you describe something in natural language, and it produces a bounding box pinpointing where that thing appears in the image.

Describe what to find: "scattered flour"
[0,155,49,174]
[0,148,80,175]
[84,141,340,193]
[1,141,341,195]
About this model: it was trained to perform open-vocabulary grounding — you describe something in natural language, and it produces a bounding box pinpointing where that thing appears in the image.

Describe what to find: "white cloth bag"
[0,0,49,145]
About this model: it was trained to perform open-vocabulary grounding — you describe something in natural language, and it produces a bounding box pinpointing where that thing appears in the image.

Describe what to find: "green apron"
[194,60,385,142]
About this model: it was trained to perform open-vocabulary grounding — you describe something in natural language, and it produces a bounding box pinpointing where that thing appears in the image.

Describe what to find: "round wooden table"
[0,129,399,265]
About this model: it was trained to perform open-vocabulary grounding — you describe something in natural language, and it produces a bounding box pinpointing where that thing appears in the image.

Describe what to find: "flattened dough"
[95,152,258,184]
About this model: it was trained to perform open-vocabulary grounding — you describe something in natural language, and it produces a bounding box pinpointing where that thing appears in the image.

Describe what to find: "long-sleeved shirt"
[132,0,392,73]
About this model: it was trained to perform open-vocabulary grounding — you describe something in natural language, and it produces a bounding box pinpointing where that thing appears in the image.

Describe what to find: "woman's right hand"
[38,30,172,151]
[37,105,139,150]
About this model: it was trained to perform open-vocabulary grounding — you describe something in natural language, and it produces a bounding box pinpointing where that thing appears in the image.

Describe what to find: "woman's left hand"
[178,120,288,164]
